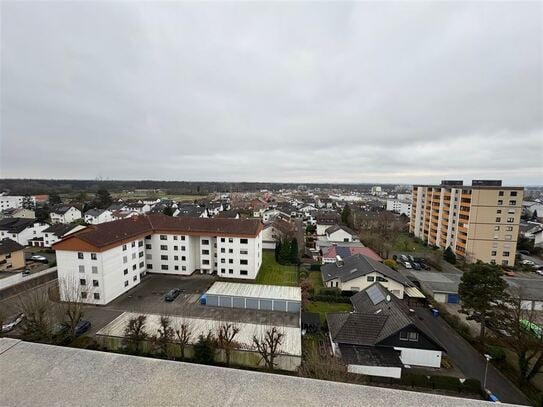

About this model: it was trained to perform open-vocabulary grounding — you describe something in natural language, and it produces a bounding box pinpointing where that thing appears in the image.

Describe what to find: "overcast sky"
[1,1,542,185]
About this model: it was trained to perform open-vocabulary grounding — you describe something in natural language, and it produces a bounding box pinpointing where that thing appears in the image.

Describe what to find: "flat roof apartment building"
[53,215,263,304]
[410,180,523,266]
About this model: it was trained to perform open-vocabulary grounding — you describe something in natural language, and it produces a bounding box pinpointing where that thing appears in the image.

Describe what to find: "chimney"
[336,255,343,267]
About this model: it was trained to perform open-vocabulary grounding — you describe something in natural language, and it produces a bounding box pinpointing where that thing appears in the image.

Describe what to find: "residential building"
[0,238,26,271]
[53,215,263,305]
[0,218,49,246]
[0,195,35,211]
[327,284,445,378]
[321,246,382,263]
[0,207,35,219]
[324,225,358,243]
[386,199,412,217]
[50,205,82,224]
[321,254,422,300]
[84,208,114,225]
[410,180,523,265]
[314,211,341,235]
[41,223,86,248]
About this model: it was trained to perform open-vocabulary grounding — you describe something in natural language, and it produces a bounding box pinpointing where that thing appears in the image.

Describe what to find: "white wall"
[0,222,49,246]
[395,347,442,368]
[347,364,402,379]
[0,266,57,290]
[327,229,355,242]
[433,293,447,303]
[325,272,405,298]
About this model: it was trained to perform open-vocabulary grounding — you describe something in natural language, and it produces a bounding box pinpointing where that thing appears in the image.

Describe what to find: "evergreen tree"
[532,210,539,221]
[279,239,291,264]
[341,205,351,226]
[275,241,281,261]
[96,188,112,209]
[290,237,299,264]
[443,246,456,264]
[48,192,62,206]
[22,195,35,210]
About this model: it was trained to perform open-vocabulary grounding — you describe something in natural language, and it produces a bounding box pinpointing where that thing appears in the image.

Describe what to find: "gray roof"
[347,283,444,350]
[325,224,356,236]
[321,254,412,286]
[84,208,106,217]
[328,312,388,346]
[43,223,80,236]
[0,338,501,407]
[0,217,38,233]
[51,205,76,215]
[0,238,25,255]
[339,345,403,368]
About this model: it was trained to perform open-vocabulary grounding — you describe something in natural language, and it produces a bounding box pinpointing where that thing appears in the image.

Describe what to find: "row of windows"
[80,278,99,287]
[494,226,514,231]
[81,292,100,300]
[79,265,98,274]
[497,200,517,206]
[123,262,145,274]
[160,235,186,241]
[159,255,186,261]
[149,264,187,271]
[160,245,186,251]
[491,259,509,266]
[495,217,515,223]
[220,268,248,275]
[123,252,144,263]
[122,240,144,250]
[498,191,518,197]
[367,276,388,283]
[78,252,97,260]
[491,251,510,257]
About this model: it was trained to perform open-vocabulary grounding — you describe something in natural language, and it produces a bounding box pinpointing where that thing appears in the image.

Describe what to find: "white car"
[404,261,412,269]
[521,259,536,266]
[31,255,47,262]
[536,269,543,276]
[1,313,24,333]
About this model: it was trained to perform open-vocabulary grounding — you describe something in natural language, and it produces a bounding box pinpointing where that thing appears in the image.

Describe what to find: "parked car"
[536,269,543,276]
[1,313,25,333]
[399,254,408,262]
[412,262,422,270]
[75,320,91,336]
[30,254,48,263]
[504,271,516,277]
[408,255,415,262]
[21,269,31,276]
[165,288,181,302]
[404,261,412,269]
[521,259,536,267]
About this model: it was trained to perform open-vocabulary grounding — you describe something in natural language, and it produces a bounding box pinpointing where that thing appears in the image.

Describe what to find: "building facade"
[410,180,523,265]
[53,215,263,305]
[386,199,412,217]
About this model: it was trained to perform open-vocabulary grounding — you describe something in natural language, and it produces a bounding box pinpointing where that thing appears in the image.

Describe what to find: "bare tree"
[153,316,174,358]
[217,322,240,366]
[299,346,349,382]
[56,278,86,340]
[17,286,54,342]
[123,314,148,354]
[175,322,192,360]
[253,327,284,370]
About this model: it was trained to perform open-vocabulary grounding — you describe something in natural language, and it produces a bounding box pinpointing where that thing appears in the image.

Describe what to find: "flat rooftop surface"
[97,311,302,356]
[207,281,302,302]
[0,338,513,407]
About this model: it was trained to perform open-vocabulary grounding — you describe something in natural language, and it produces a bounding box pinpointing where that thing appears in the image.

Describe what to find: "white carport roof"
[206,281,301,302]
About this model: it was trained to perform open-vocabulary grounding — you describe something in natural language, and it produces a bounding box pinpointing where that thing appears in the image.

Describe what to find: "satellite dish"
[386,295,391,302]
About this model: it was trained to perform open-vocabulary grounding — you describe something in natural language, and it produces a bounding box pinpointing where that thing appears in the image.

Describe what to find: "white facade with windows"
[324,271,407,299]
[0,221,49,246]
[50,207,82,224]
[0,195,34,211]
[386,199,412,217]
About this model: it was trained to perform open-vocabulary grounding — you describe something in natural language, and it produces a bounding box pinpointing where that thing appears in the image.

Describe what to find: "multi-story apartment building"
[410,180,523,266]
[53,215,263,304]
[0,195,35,211]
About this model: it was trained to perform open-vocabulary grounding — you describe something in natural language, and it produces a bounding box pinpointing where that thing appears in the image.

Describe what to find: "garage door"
[233,297,245,308]
[206,295,218,306]
[259,299,273,311]
[273,300,287,312]
[219,296,233,307]
[447,294,460,304]
[287,302,301,313]
[246,298,259,310]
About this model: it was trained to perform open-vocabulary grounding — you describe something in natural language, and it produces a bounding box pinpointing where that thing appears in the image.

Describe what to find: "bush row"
[310,294,351,303]
[370,373,482,394]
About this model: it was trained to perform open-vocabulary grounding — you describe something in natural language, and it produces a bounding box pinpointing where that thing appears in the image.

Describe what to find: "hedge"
[309,264,322,271]
[372,373,482,394]
[310,295,351,303]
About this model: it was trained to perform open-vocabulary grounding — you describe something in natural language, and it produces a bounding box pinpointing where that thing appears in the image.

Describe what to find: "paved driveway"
[414,307,532,406]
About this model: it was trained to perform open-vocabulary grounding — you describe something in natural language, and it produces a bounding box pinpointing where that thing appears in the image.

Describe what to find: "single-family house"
[0,207,35,219]
[84,209,114,225]
[0,218,49,246]
[325,225,358,242]
[41,223,86,248]
[0,238,26,271]
[327,283,445,378]
[50,205,82,224]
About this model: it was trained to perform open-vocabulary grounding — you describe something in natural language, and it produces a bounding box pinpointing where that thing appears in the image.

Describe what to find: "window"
[161,264,169,270]
[160,235,167,240]
[124,269,128,275]
[491,251,497,256]
[240,270,248,275]
[94,293,100,300]
[494,226,500,231]
[181,236,185,241]
[181,246,186,251]
[202,239,209,245]
[506,226,513,231]
[139,251,144,258]
[123,256,128,264]
[228,248,233,254]
[80,278,86,286]
[240,238,248,244]
[138,240,143,247]
[229,269,233,274]
[147,264,153,269]
[503,251,510,256]
[139,261,144,268]
[367,276,375,282]
[496,217,501,222]
[92,280,99,287]
[203,260,210,265]
[202,250,210,255]
[376,276,388,282]
[221,238,225,243]
[91,266,98,274]
[502,260,509,266]
[228,238,233,243]
[133,275,138,281]
[400,331,419,342]
[221,248,225,253]
[91,253,97,260]
[81,292,87,299]
[161,255,168,260]
[229,259,233,264]
[77,252,84,259]
[132,253,136,259]
[173,236,178,240]
[505,234,512,240]
[174,265,179,270]
[511,191,518,196]
[122,244,127,251]
[181,256,186,261]
[174,245,178,251]
[240,259,248,265]
[146,244,152,250]
[509,200,517,205]
[160,245,167,250]
[240,249,248,255]
[174,255,178,261]
[496,209,502,214]
[498,191,504,196]
[507,218,514,223]
[124,280,129,287]
[221,268,226,273]
[78,265,85,273]
[498,200,503,206]
[182,266,186,271]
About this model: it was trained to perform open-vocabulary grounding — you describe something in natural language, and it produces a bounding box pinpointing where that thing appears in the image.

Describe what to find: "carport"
[205,282,302,313]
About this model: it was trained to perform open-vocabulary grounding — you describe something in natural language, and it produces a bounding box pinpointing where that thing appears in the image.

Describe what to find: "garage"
[205,282,302,314]
[447,294,460,304]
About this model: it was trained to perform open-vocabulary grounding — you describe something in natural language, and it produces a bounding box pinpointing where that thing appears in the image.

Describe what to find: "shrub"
[340,290,357,297]
[383,259,397,270]
[193,332,216,364]
[431,375,461,392]
[309,264,321,271]
[311,295,351,303]
[463,378,483,395]
[486,346,506,363]
[319,288,341,296]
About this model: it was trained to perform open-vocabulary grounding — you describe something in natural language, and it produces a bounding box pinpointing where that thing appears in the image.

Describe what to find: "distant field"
[110,193,210,201]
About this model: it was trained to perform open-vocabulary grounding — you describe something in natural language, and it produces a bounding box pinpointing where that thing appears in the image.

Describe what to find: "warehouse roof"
[207,281,302,302]
[0,338,507,407]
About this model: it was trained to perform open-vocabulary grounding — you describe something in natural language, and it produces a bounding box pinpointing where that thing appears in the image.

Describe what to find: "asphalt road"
[414,307,532,406]
[520,254,543,267]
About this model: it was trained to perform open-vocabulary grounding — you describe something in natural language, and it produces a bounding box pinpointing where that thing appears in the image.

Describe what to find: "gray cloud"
[1,1,542,185]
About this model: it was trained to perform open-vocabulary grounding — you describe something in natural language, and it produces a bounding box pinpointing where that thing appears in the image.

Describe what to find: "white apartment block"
[386,199,412,217]
[0,195,35,211]
[54,215,263,305]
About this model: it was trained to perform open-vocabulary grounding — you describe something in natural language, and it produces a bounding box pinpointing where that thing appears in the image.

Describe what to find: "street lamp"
[483,354,492,390]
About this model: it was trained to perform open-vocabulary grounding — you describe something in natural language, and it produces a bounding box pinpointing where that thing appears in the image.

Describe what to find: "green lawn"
[305,301,353,325]
[392,232,430,253]
[307,271,324,294]
[255,251,298,286]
